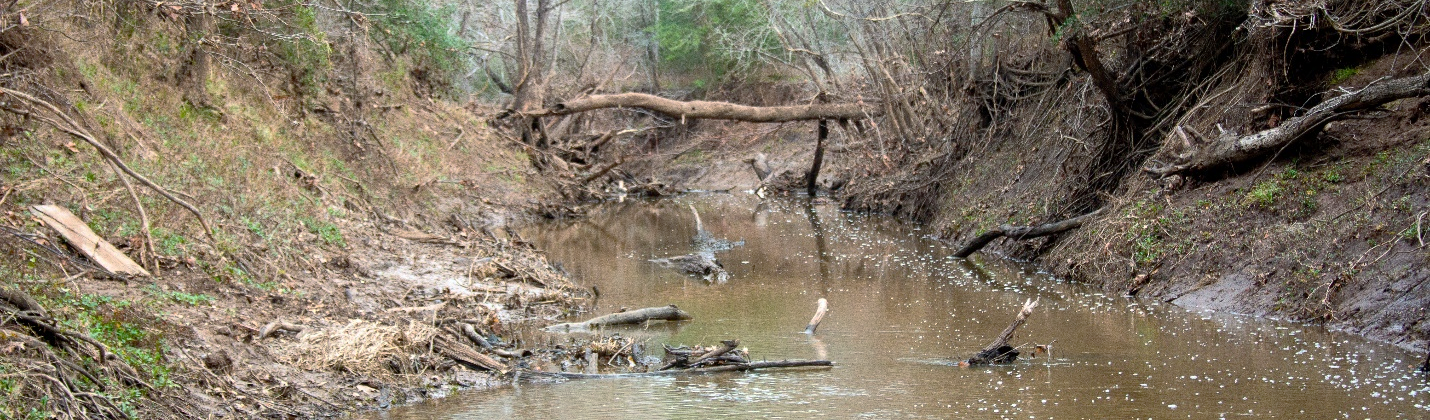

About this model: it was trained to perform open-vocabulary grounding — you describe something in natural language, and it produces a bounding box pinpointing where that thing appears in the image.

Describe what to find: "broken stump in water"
[962,298,1039,366]
[649,253,729,283]
[649,204,741,283]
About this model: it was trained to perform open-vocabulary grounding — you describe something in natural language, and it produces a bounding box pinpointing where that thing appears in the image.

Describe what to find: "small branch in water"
[804,298,829,334]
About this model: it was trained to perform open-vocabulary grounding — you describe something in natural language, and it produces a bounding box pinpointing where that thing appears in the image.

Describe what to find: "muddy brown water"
[373,194,1429,419]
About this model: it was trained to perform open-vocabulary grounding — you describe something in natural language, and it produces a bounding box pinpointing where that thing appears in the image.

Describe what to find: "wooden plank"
[31,205,151,277]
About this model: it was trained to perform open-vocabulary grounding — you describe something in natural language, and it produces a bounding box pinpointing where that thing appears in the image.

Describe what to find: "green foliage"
[301,217,346,247]
[266,1,332,98]
[369,0,466,95]
[143,285,214,306]
[1328,67,1359,85]
[654,0,778,85]
[1244,179,1283,208]
[1125,199,1167,265]
[37,289,176,408]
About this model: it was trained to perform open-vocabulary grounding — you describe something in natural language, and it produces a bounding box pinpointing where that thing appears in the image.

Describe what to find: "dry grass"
[276,319,440,378]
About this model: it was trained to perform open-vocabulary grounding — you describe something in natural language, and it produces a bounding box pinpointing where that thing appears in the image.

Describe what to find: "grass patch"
[301,216,346,247]
[143,284,214,306]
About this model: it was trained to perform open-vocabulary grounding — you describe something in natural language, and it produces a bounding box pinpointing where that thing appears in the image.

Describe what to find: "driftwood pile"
[532,303,834,379]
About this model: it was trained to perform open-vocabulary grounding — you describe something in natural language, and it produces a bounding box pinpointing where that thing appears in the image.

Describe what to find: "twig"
[0,87,219,246]
[104,158,156,273]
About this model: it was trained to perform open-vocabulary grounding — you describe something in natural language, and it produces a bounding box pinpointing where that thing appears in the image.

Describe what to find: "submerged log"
[953,209,1102,258]
[531,93,879,122]
[963,298,1039,366]
[521,359,834,379]
[543,305,693,332]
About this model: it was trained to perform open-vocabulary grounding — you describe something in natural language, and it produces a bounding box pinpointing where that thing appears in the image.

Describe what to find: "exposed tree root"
[1147,72,1430,177]
[954,209,1103,258]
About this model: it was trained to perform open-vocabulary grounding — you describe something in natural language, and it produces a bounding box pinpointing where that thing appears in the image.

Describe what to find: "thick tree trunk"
[954,209,1102,258]
[806,119,828,195]
[533,93,879,122]
[1149,71,1430,177]
[176,6,212,107]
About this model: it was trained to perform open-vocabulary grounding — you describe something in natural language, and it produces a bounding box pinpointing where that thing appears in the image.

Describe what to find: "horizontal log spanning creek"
[374,195,1428,419]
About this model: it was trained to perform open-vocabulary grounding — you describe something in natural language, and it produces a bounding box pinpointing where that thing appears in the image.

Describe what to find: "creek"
[375,194,1429,418]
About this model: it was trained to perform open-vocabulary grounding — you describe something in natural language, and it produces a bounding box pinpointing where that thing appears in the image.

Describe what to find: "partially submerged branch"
[522,359,833,379]
[530,93,879,122]
[1148,72,1430,177]
[963,298,1040,366]
[954,209,1103,258]
[543,305,694,332]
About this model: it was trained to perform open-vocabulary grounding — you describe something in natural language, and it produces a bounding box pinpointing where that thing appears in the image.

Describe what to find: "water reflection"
[371,194,1430,419]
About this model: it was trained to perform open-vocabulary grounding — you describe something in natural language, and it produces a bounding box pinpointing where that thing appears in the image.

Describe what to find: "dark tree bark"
[175,4,213,108]
[806,119,828,195]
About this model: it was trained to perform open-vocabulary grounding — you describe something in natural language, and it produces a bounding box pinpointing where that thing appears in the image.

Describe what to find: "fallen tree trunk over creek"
[1147,71,1430,177]
[529,93,879,122]
[543,305,693,332]
[953,209,1103,258]
[963,298,1039,366]
[519,360,834,380]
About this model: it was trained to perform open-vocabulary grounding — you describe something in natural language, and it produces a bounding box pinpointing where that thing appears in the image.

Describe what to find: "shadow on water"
[369,194,1430,419]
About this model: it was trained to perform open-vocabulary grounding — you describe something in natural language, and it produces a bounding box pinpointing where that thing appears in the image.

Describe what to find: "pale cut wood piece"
[31,204,151,277]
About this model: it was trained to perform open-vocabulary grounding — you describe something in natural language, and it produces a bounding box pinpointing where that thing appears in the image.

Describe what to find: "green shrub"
[369,0,466,95]
[654,0,779,85]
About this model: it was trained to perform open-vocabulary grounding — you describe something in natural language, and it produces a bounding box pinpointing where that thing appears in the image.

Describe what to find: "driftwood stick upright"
[964,298,1040,366]
[804,298,829,334]
[954,209,1102,258]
